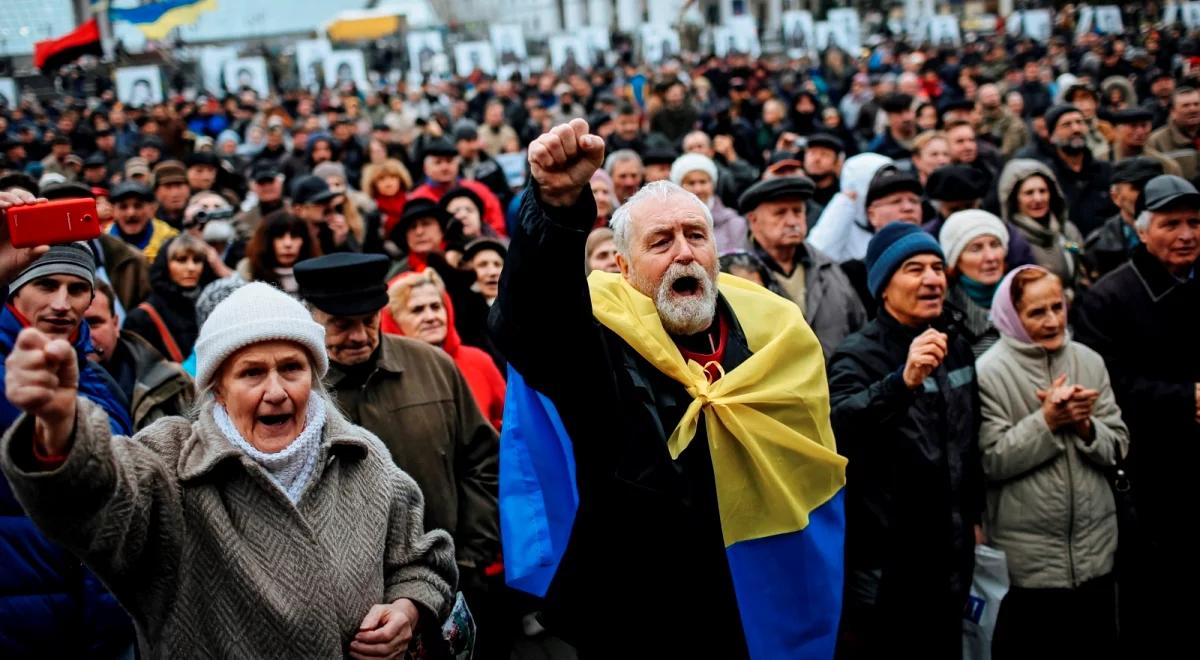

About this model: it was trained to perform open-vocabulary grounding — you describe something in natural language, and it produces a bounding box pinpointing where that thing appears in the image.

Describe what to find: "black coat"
[1029,147,1118,236]
[1073,247,1200,556]
[490,188,750,658]
[1082,213,1136,281]
[827,312,982,654]
[121,239,217,361]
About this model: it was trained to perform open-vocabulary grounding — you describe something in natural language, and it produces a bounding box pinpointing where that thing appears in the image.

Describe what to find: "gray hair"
[609,180,714,257]
[605,149,643,175]
[1135,210,1153,231]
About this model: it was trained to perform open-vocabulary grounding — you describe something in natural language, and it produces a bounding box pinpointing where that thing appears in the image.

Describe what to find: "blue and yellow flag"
[108,0,218,41]
[500,272,848,658]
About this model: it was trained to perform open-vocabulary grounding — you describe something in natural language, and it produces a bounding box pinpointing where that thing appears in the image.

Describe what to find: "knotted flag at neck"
[587,270,848,658]
[500,271,848,659]
[587,270,846,545]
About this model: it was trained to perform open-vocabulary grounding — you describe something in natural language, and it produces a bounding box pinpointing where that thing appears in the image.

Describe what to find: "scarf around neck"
[214,394,327,503]
[587,270,846,546]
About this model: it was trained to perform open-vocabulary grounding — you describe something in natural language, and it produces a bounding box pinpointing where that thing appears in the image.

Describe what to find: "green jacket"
[112,332,194,431]
[326,335,499,582]
[976,334,1128,589]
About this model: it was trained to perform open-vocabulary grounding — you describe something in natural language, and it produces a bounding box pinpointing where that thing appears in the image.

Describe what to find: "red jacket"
[409,179,507,236]
[381,274,505,430]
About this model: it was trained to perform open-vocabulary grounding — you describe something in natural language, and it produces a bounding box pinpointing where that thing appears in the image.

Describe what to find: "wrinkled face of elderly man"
[613,181,719,336]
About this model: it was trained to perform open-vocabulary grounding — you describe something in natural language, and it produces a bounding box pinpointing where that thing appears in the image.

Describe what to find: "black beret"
[925,165,989,202]
[1108,107,1155,125]
[1110,157,1164,186]
[294,253,391,316]
[1044,104,1082,132]
[880,93,915,114]
[421,137,457,158]
[186,151,221,168]
[865,165,924,207]
[738,176,816,211]
[83,152,108,168]
[805,133,845,154]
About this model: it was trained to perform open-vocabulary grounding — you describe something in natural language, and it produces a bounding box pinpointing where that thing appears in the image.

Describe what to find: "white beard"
[635,261,719,336]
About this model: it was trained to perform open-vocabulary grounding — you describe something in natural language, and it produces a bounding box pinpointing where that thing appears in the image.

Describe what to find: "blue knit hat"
[865,223,944,300]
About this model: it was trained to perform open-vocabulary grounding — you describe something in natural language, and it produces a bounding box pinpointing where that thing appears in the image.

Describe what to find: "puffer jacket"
[976,334,1128,589]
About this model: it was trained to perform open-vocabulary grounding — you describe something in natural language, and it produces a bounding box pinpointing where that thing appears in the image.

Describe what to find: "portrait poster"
[223,57,270,98]
[781,11,816,59]
[1184,2,1200,28]
[454,42,497,77]
[827,8,861,54]
[295,39,333,90]
[640,24,680,65]
[1093,6,1124,35]
[407,31,446,75]
[0,78,17,109]
[323,50,370,92]
[490,25,528,68]
[198,46,237,95]
[928,15,962,47]
[115,65,164,107]
[549,34,589,73]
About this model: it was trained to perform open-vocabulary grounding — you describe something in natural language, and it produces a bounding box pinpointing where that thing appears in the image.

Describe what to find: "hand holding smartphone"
[4,198,102,248]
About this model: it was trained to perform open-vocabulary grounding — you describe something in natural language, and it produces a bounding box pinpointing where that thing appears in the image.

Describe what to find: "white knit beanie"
[194,282,328,391]
[940,209,1010,269]
[669,153,718,186]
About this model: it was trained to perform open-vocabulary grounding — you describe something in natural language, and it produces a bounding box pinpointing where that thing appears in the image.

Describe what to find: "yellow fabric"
[134,0,218,41]
[144,220,179,262]
[588,271,847,547]
[326,15,401,42]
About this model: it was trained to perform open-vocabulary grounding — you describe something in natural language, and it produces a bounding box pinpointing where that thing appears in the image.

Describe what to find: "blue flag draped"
[498,366,845,657]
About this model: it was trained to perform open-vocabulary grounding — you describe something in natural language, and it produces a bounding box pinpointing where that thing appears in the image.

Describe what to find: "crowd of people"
[2,6,1199,658]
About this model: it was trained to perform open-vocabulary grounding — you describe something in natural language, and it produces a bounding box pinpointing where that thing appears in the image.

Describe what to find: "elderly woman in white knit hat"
[1,281,456,658]
[940,209,1011,357]
[669,152,748,253]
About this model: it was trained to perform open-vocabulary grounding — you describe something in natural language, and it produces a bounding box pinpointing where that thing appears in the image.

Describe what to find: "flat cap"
[738,176,816,211]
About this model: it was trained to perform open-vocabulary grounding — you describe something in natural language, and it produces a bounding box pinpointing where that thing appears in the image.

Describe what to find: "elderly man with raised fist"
[489,119,848,658]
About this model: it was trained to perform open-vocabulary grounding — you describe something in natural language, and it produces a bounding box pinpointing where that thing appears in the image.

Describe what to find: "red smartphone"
[4,198,102,248]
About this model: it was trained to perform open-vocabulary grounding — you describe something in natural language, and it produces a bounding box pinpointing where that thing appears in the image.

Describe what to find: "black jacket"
[1073,247,1200,554]
[490,188,749,658]
[1082,213,1137,281]
[1029,147,1118,236]
[122,239,217,361]
[827,311,982,651]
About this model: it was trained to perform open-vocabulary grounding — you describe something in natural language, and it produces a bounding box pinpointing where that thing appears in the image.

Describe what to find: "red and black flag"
[33,18,103,73]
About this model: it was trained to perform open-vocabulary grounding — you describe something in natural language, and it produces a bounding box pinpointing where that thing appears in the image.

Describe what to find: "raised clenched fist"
[528,119,606,208]
[4,327,80,455]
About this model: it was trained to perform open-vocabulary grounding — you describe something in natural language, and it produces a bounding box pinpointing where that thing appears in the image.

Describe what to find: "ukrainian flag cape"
[501,271,847,658]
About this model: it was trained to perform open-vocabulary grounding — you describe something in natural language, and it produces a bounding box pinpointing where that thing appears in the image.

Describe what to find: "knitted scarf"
[214,394,327,503]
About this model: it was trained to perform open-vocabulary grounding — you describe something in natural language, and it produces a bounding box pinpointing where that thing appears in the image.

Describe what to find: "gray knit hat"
[7,242,96,298]
[194,282,328,391]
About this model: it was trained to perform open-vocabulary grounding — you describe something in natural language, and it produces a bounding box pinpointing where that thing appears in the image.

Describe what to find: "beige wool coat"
[1,397,456,659]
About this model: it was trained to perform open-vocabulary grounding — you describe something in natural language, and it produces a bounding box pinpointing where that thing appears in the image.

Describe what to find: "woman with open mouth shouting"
[1,281,456,658]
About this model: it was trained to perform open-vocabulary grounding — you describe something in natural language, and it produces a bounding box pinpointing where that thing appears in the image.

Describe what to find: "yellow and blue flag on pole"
[500,272,848,659]
[108,0,218,41]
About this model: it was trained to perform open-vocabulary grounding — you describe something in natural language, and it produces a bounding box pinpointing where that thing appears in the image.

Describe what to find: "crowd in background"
[2,4,1200,658]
